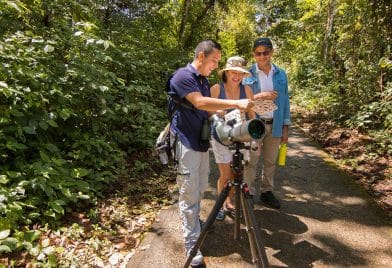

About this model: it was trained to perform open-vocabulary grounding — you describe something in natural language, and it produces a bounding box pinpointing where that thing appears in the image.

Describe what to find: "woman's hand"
[216,110,226,117]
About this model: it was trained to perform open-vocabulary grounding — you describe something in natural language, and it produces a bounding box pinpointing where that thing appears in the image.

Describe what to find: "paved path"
[127,127,392,268]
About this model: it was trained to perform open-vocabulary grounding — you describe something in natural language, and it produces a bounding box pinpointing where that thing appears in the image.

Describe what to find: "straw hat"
[218,56,250,76]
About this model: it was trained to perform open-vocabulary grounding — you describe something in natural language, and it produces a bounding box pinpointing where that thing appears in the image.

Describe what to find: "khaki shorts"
[211,137,252,164]
[211,137,232,163]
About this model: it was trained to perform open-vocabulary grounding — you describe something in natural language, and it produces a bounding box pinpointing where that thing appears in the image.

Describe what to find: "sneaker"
[216,208,225,221]
[188,249,204,267]
[260,191,281,209]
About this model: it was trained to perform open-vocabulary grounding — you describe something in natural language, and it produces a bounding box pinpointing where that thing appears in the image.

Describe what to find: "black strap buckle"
[261,118,273,125]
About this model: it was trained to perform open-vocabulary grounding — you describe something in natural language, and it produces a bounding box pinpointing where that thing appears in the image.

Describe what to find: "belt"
[260,118,273,124]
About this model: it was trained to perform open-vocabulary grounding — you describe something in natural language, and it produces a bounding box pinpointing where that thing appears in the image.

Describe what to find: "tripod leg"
[234,182,241,240]
[183,183,231,268]
[241,190,270,268]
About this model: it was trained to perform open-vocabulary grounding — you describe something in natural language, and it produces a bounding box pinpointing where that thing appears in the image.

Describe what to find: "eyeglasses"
[254,50,271,57]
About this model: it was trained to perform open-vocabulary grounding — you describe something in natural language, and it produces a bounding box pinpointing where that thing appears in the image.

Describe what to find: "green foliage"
[1,0,389,264]
[0,227,59,265]
[0,2,263,261]
[0,0,173,261]
[217,0,258,61]
[257,0,391,153]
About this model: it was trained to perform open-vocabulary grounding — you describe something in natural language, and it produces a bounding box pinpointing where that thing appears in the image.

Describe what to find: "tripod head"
[231,142,246,184]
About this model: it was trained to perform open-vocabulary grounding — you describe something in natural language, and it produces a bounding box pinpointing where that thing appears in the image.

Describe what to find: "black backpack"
[156,73,196,166]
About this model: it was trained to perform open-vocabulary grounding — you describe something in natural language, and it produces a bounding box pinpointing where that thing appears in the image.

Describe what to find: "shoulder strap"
[166,71,197,121]
[218,83,226,99]
[239,83,247,99]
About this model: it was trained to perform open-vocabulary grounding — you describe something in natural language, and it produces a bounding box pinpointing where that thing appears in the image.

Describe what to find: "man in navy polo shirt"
[169,39,253,266]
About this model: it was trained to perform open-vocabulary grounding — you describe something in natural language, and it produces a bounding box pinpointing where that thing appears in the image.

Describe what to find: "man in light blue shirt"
[243,37,291,209]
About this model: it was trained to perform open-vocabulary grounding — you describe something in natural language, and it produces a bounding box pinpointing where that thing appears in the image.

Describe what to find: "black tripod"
[184,142,270,268]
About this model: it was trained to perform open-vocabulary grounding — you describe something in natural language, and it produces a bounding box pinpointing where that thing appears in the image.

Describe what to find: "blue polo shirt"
[169,63,210,152]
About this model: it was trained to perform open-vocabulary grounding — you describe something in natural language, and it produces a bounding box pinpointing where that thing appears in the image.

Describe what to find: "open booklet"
[223,99,277,124]
[251,99,277,115]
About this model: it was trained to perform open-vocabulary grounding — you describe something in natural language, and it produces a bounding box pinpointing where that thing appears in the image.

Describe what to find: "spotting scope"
[210,114,265,146]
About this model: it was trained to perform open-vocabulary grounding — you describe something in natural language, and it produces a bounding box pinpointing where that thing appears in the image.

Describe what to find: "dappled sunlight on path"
[128,126,391,268]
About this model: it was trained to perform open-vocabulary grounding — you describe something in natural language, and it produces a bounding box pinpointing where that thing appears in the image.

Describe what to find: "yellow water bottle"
[278,143,287,166]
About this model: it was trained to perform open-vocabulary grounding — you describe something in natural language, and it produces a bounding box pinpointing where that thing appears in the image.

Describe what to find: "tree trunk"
[322,0,336,64]
[183,0,216,48]
[178,0,191,46]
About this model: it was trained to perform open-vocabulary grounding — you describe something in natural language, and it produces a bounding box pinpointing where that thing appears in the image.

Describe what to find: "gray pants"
[176,140,210,252]
[243,124,280,195]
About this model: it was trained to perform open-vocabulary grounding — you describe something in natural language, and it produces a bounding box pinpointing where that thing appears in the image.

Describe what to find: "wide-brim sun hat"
[218,56,250,76]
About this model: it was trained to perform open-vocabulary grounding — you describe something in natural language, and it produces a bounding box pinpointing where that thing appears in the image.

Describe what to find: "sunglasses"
[254,50,271,57]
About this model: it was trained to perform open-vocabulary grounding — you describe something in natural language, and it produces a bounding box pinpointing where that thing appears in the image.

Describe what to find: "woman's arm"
[207,83,225,116]
[245,85,256,119]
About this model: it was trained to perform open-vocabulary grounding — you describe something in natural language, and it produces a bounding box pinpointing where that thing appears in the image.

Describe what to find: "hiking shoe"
[223,205,235,215]
[260,191,280,209]
[187,249,204,267]
[216,208,225,221]
[223,206,243,219]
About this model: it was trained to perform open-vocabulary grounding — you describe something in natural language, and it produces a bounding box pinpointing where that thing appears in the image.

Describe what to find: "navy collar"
[187,63,205,79]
